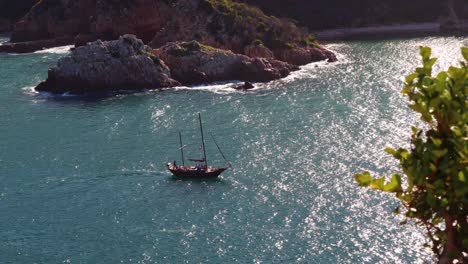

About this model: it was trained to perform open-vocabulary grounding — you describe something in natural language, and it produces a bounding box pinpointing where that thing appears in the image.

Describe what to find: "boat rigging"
[167,113,230,178]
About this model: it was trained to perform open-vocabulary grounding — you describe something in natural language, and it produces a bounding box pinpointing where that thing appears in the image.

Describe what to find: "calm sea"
[1,36,467,263]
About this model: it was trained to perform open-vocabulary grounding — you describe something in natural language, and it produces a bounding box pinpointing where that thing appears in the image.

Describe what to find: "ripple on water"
[1,36,466,263]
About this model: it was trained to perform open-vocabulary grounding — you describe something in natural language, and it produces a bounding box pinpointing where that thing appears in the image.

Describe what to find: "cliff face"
[10,0,311,51]
[5,0,336,65]
[4,0,466,37]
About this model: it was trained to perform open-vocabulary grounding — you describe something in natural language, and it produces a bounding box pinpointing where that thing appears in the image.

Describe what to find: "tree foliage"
[355,47,467,263]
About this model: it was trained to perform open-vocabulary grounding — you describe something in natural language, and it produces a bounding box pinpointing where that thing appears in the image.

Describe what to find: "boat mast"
[199,113,208,168]
[179,131,185,166]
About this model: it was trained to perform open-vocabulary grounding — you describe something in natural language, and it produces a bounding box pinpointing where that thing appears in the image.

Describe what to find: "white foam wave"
[22,85,79,98]
[22,86,39,96]
[171,81,261,95]
[34,45,73,54]
[257,45,351,86]
[2,45,73,56]
[324,43,351,64]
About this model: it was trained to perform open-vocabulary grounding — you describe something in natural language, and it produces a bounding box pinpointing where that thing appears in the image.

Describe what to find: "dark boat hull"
[167,164,227,178]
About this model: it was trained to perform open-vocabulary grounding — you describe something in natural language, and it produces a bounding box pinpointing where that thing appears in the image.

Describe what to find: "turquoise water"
[1,37,467,263]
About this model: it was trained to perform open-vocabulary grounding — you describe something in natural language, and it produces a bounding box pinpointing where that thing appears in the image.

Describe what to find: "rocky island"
[2,0,338,93]
[36,35,303,93]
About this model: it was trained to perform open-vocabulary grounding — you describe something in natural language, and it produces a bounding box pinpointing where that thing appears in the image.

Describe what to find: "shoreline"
[314,22,468,41]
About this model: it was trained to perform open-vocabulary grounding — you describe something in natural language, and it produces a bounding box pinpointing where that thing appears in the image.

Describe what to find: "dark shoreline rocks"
[274,47,337,65]
[234,82,255,90]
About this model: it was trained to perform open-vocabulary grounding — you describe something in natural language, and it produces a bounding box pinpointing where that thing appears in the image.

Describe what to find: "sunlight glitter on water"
[1,36,466,263]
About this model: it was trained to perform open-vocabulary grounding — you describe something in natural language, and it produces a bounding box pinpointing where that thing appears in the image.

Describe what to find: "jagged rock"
[234,82,255,90]
[35,35,180,94]
[244,45,274,59]
[274,47,337,65]
[155,41,299,85]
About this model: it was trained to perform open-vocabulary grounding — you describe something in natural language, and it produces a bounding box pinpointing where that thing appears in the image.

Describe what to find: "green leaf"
[450,126,462,136]
[430,137,442,146]
[462,47,468,61]
[423,58,437,70]
[384,147,396,156]
[422,76,433,86]
[405,73,419,83]
[383,174,402,192]
[432,149,448,158]
[436,71,448,81]
[458,171,466,182]
[426,193,437,207]
[370,176,385,190]
[355,172,372,186]
[420,46,431,61]
[441,197,448,207]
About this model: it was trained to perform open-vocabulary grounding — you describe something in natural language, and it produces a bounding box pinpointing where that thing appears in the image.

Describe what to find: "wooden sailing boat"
[167,113,230,178]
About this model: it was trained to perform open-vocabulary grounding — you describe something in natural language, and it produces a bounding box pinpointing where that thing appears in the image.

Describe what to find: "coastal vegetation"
[355,47,468,263]
[0,0,336,66]
[204,0,312,49]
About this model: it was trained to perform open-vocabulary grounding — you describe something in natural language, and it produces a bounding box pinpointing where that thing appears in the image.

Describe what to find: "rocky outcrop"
[243,45,274,59]
[155,41,299,84]
[36,37,301,94]
[274,47,337,65]
[35,35,180,94]
[234,82,255,90]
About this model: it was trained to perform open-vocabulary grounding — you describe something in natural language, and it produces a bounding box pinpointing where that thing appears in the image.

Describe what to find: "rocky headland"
[155,41,299,84]
[1,0,339,94]
[36,35,303,94]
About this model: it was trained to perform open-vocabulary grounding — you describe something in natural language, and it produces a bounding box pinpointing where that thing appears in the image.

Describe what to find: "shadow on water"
[37,89,158,102]
[32,86,226,103]
[30,81,267,104]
